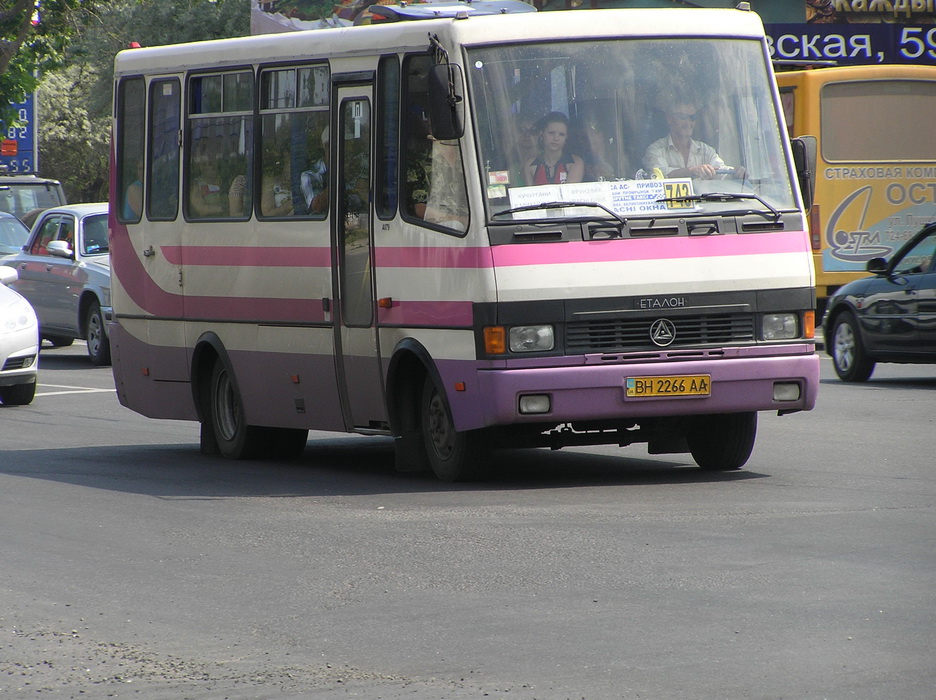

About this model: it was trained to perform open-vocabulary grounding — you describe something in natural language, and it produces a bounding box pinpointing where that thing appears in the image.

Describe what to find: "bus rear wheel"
[209,359,260,459]
[420,376,487,481]
[686,412,757,471]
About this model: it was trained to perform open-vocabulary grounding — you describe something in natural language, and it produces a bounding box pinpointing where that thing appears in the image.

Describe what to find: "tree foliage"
[1,0,97,124]
[35,0,249,200]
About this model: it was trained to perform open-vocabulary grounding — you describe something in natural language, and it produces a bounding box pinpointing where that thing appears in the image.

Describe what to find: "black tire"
[0,381,36,406]
[687,412,757,471]
[209,359,261,459]
[44,335,74,347]
[420,375,487,481]
[830,312,875,382]
[85,301,111,366]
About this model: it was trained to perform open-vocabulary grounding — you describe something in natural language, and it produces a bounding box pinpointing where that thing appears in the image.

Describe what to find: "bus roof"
[114,6,767,76]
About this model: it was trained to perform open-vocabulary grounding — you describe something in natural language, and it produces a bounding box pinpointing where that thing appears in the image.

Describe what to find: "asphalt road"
[1,342,934,699]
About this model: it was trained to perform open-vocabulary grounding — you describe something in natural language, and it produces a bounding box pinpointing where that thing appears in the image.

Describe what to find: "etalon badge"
[649,318,676,347]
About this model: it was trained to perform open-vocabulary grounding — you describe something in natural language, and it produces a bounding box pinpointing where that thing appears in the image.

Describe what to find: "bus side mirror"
[791,135,817,211]
[427,63,465,141]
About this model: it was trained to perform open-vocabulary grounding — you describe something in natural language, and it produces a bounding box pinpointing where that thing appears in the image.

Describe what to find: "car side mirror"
[866,257,888,274]
[0,266,17,285]
[791,135,817,211]
[47,240,73,259]
[427,63,465,141]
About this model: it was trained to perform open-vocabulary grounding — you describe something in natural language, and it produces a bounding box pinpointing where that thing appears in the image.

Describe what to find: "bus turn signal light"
[484,326,506,354]
[804,310,815,339]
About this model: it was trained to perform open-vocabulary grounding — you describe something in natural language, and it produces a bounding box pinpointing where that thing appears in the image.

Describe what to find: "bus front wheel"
[209,359,260,459]
[686,412,757,471]
[420,376,486,481]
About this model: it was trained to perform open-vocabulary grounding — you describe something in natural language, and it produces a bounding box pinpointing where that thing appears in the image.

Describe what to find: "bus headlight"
[509,325,554,352]
[762,313,798,340]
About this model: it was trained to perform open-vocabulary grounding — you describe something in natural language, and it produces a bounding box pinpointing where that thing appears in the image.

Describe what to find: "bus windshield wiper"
[656,192,781,221]
[493,200,626,226]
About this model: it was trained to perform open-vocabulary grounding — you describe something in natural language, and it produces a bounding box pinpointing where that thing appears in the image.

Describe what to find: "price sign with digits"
[662,180,693,209]
[0,93,37,174]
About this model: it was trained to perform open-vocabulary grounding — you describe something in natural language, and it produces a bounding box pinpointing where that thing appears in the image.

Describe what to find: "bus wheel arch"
[385,340,433,474]
[385,338,488,481]
[191,334,258,459]
[419,374,489,482]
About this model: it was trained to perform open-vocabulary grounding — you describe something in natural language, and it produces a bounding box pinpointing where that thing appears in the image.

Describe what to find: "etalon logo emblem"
[649,318,677,347]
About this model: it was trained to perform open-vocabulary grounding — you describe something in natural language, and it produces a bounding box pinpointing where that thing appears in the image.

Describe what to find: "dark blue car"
[823,221,936,381]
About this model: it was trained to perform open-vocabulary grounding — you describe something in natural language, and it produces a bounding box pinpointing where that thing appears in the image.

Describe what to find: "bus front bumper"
[466,352,819,429]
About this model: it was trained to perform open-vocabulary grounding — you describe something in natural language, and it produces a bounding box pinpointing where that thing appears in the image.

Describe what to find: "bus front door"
[332,88,387,430]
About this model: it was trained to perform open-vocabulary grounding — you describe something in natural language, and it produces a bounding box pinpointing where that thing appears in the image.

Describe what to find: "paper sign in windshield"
[507,178,694,218]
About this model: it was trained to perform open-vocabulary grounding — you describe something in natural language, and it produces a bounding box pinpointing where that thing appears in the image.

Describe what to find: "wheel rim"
[833,321,856,372]
[87,311,103,357]
[213,368,240,441]
[426,388,455,460]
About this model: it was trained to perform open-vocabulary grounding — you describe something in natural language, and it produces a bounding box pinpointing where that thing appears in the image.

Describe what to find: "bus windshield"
[468,37,795,223]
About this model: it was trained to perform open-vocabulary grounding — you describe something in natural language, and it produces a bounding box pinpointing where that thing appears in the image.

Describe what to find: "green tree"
[37,0,248,200]
[1,0,97,124]
[37,65,109,201]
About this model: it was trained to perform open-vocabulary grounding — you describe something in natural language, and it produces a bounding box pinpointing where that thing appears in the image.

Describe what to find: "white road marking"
[36,384,117,397]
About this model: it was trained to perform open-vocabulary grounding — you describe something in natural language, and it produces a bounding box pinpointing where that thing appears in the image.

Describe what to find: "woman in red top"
[523,112,585,186]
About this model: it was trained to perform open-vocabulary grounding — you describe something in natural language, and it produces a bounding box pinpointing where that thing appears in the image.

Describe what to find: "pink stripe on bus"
[374,246,495,269]
[153,232,806,271]
[161,246,332,267]
[491,231,809,267]
[377,300,474,327]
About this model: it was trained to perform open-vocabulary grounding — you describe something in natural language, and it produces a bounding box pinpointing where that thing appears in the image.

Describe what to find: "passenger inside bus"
[302,126,329,214]
[123,159,143,220]
[261,157,294,217]
[523,112,585,185]
[508,114,539,187]
[423,135,469,231]
[643,98,745,180]
[189,155,245,218]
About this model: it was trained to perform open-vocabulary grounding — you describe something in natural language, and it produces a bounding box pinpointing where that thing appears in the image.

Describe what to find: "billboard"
[0,93,38,174]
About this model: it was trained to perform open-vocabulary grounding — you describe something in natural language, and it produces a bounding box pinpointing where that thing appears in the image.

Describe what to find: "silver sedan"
[0,203,111,365]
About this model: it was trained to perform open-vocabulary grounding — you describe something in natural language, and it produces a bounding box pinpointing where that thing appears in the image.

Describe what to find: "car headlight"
[2,297,38,334]
[762,313,798,340]
[509,324,555,352]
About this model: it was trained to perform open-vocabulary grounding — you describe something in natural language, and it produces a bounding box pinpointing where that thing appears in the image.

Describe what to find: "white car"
[1,203,111,365]
[0,266,39,406]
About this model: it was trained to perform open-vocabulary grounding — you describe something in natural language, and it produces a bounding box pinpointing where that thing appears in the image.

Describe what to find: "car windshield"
[0,182,65,220]
[467,37,795,223]
[82,214,109,255]
[0,215,30,255]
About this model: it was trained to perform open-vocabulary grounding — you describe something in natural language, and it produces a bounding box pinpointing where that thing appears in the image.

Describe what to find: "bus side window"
[117,77,146,224]
[375,54,400,220]
[148,78,181,221]
[186,71,254,221]
[259,64,330,219]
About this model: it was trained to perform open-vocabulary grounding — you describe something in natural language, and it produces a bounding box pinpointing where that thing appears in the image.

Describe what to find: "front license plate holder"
[625,374,711,398]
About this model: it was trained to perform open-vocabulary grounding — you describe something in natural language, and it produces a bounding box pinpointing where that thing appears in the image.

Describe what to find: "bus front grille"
[567,313,755,353]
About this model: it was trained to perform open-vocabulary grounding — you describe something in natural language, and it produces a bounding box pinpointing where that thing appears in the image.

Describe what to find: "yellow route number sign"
[662,180,693,209]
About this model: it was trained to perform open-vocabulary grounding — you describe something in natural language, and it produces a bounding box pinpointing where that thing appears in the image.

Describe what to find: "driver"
[644,99,745,180]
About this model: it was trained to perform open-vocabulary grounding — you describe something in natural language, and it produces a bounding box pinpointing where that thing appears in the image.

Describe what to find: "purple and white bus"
[109,2,819,480]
